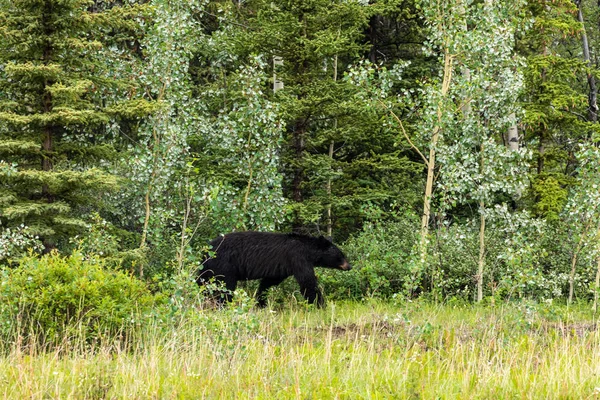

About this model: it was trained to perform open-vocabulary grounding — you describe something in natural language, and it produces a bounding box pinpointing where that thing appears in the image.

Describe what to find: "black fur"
[196,231,352,307]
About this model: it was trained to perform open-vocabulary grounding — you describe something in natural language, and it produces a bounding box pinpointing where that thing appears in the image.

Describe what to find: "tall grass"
[1,300,599,399]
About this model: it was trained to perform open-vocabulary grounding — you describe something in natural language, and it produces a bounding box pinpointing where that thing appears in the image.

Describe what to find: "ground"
[1,299,599,398]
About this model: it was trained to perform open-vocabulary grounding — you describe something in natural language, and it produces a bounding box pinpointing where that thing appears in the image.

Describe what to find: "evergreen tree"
[231,0,424,237]
[519,0,591,220]
[0,0,152,249]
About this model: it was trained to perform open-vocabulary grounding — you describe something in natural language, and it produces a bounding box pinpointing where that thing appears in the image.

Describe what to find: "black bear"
[196,231,352,307]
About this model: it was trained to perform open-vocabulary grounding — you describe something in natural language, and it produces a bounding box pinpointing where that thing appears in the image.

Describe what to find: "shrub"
[0,251,154,346]
[429,209,593,302]
[320,216,418,300]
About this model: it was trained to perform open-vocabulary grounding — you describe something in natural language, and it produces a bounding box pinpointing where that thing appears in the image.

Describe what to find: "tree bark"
[326,138,334,238]
[569,218,594,305]
[290,116,306,233]
[41,0,54,183]
[139,79,171,278]
[506,113,519,151]
[290,12,309,231]
[569,248,579,305]
[368,15,380,63]
[326,55,338,238]
[594,243,600,312]
[477,142,486,303]
[576,0,598,122]
[273,56,283,92]
[40,0,55,252]
[291,121,305,205]
[477,200,486,302]
[419,50,453,261]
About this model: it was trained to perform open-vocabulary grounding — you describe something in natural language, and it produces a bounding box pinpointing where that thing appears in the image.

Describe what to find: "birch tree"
[575,0,598,122]
[129,0,286,272]
[116,0,209,276]
[405,0,467,279]
[418,0,528,301]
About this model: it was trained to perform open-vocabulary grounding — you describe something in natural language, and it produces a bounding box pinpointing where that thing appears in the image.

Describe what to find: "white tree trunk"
[419,50,454,262]
[477,141,485,302]
[507,113,519,151]
[576,1,598,122]
[273,56,283,92]
[477,200,486,302]
[594,253,600,312]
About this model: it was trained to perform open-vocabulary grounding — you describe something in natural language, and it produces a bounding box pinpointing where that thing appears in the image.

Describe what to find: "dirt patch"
[540,321,598,337]
[299,318,600,347]
[322,320,406,339]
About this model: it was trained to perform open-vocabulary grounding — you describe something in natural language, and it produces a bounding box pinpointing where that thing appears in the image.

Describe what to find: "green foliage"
[108,0,213,274]
[427,207,598,302]
[519,0,591,220]
[320,215,418,300]
[0,224,42,265]
[197,57,286,232]
[226,0,422,236]
[0,251,154,346]
[431,209,548,300]
[3,0,600,308]
[531,174,570,220]
[72,213,146,272]
[0,0,153,249]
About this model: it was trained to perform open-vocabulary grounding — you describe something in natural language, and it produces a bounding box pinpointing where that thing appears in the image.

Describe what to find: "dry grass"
[1,300,600,399]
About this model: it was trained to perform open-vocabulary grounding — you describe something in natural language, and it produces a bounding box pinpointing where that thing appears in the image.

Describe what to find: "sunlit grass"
[1,300,600,399]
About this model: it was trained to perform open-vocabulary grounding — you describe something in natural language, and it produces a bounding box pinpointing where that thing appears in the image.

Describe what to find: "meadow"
[1,299,599,399]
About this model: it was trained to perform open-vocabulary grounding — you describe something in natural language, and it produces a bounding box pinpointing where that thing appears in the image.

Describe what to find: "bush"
[429,209,591,302]
[0,251,154,346]
[320,216,418,300]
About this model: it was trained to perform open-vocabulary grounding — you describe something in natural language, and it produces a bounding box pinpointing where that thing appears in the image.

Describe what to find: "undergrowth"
[0,300,599,399]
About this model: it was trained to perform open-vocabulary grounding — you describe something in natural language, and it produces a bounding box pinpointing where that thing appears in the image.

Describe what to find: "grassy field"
[1,299,600,399]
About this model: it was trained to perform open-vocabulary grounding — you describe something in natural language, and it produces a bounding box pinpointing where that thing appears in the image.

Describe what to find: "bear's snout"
[339,261,352,271]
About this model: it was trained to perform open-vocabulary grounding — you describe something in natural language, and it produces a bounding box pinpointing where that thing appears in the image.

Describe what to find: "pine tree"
[0,0,152,249]
[519,0,590,220]
[230,0,423,237]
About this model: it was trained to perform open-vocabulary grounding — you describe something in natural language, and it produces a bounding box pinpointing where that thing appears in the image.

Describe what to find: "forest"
[2,0,600,397]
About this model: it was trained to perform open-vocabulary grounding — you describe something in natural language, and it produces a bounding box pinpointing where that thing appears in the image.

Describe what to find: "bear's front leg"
[214,275,237,305]
[294,272,325,307]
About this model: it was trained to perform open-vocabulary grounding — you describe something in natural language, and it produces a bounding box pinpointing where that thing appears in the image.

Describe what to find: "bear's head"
[316,236,352,271]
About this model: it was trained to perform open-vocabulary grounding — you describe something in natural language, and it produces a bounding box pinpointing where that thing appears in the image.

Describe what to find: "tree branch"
[378,99,429,168]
